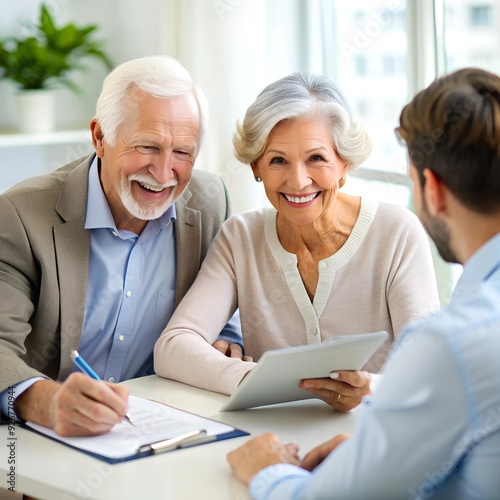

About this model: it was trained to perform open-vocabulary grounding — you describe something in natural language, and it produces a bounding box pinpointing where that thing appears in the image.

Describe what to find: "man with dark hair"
[227,67,500,499]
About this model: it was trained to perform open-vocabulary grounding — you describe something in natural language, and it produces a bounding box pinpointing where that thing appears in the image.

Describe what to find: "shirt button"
[112,231,118,237]
[286,258,293,265]
[319,262,327,270]
[108,377,115,382]
[119,335,125,342]
[311,328,318,336]
[126,291,132,298]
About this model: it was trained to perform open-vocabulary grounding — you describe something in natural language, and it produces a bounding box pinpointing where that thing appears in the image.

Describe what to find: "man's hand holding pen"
[15,373,131,437]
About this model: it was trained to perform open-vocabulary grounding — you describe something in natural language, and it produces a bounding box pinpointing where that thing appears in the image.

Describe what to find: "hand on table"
[300,433,351,470]
[15,373,130,437]
[227,432,300,485]
[227,432,351,485]
[299,370,371,412]
[212,339,253,362]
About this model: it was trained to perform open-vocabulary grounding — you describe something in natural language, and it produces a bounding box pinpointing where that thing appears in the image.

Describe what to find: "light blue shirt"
[250,234,500,499]
[77,158,177,381]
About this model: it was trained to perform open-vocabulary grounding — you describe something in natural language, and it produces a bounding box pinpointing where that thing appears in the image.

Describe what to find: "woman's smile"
[281,191,321,206]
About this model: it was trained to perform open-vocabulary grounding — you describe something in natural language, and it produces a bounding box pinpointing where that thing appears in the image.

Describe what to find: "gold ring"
[336,393,342,402]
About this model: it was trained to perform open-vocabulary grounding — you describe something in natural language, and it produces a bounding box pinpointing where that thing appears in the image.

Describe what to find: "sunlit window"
[328,0,410,206]
[469,5,492,25]
[444,0,500,72]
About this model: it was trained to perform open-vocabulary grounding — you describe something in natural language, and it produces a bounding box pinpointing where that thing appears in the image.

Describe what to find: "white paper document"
[25,396,246,462]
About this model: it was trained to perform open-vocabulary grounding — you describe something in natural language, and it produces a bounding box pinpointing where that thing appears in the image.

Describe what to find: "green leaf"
[40,4,56,38]
[0,2,113,90]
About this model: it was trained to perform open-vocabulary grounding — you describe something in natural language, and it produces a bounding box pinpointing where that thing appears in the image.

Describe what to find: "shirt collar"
[84,157,177,238]
[452,233,500,298]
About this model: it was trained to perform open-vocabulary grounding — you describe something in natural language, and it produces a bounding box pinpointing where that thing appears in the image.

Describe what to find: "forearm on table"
[154,332,255,394]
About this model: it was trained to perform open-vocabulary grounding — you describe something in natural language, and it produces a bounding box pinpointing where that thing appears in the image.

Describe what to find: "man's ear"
[90,119,105,157]
[423,168,446,217]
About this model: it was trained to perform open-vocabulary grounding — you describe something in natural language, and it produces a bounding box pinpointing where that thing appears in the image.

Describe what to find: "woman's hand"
[299,370,371,412]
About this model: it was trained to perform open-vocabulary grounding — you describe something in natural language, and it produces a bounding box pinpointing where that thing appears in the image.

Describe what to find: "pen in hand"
[71,350,135,426]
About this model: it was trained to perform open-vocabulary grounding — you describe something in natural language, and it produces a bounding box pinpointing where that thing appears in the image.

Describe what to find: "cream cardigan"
[154,199,440,395]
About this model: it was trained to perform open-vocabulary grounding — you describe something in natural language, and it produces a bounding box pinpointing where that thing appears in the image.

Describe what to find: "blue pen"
[71,350,135,426]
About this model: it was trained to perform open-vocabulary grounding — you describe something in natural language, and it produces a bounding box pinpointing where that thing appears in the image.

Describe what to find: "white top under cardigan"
[154,199,440,395]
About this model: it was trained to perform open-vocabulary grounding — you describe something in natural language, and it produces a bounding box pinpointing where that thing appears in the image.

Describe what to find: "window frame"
[349,0,445,189]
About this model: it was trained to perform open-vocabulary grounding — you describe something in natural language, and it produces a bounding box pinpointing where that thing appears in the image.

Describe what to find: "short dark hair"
[396,68,500,214]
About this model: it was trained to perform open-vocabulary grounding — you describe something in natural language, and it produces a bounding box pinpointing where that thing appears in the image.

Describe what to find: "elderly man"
[227,67,500,499]
[0,55,240,437]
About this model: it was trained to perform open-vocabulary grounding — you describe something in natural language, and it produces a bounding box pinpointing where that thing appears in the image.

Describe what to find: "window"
[328,0,410,205]
[382,55,405,76]
[469,5,492,25]
[355,55,368,75]
[326,0,467,298]
[444,1,500,72]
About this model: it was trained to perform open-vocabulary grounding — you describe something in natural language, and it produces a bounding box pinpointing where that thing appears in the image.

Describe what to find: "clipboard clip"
[138,429,207,455]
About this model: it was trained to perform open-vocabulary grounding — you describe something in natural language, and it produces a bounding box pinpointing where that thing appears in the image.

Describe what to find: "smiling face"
[91,89,200,233]
[252,118,348,227]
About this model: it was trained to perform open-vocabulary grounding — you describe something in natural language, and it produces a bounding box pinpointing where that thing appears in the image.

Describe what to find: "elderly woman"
[154,73,440,412]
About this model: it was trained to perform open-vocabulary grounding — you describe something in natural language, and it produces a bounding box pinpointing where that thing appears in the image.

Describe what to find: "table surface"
[1,375,359,499]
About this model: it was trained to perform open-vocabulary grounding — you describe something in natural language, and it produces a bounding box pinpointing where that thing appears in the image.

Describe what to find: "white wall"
[0,0,172,131]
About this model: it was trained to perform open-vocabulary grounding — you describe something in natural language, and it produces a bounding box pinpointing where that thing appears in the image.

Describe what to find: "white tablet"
[220,331,388,411]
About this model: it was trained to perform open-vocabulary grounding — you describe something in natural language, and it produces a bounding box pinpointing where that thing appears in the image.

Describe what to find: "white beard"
[119,174,179,220]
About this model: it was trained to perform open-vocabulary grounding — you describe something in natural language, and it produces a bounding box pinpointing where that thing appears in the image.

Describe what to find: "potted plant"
[0,3,113,133]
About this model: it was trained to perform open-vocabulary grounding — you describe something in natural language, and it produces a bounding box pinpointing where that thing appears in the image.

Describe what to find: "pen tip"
[126,413,135,426]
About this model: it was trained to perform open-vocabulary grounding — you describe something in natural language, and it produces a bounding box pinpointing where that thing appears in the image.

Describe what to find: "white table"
[0,376,359,499]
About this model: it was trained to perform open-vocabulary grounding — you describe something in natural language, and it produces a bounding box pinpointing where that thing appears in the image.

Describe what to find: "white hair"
[94,55,208,150]
[233,73,371,170]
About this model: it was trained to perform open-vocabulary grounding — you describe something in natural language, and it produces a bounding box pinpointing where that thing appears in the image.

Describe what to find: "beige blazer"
[0,154,229,396]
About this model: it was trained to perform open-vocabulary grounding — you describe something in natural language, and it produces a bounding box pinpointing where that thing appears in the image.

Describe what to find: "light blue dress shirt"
[250,234,500,499]
[77,158,177,381]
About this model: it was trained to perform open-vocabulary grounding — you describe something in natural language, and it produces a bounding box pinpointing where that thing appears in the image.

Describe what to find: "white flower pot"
[16,89,56,134]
